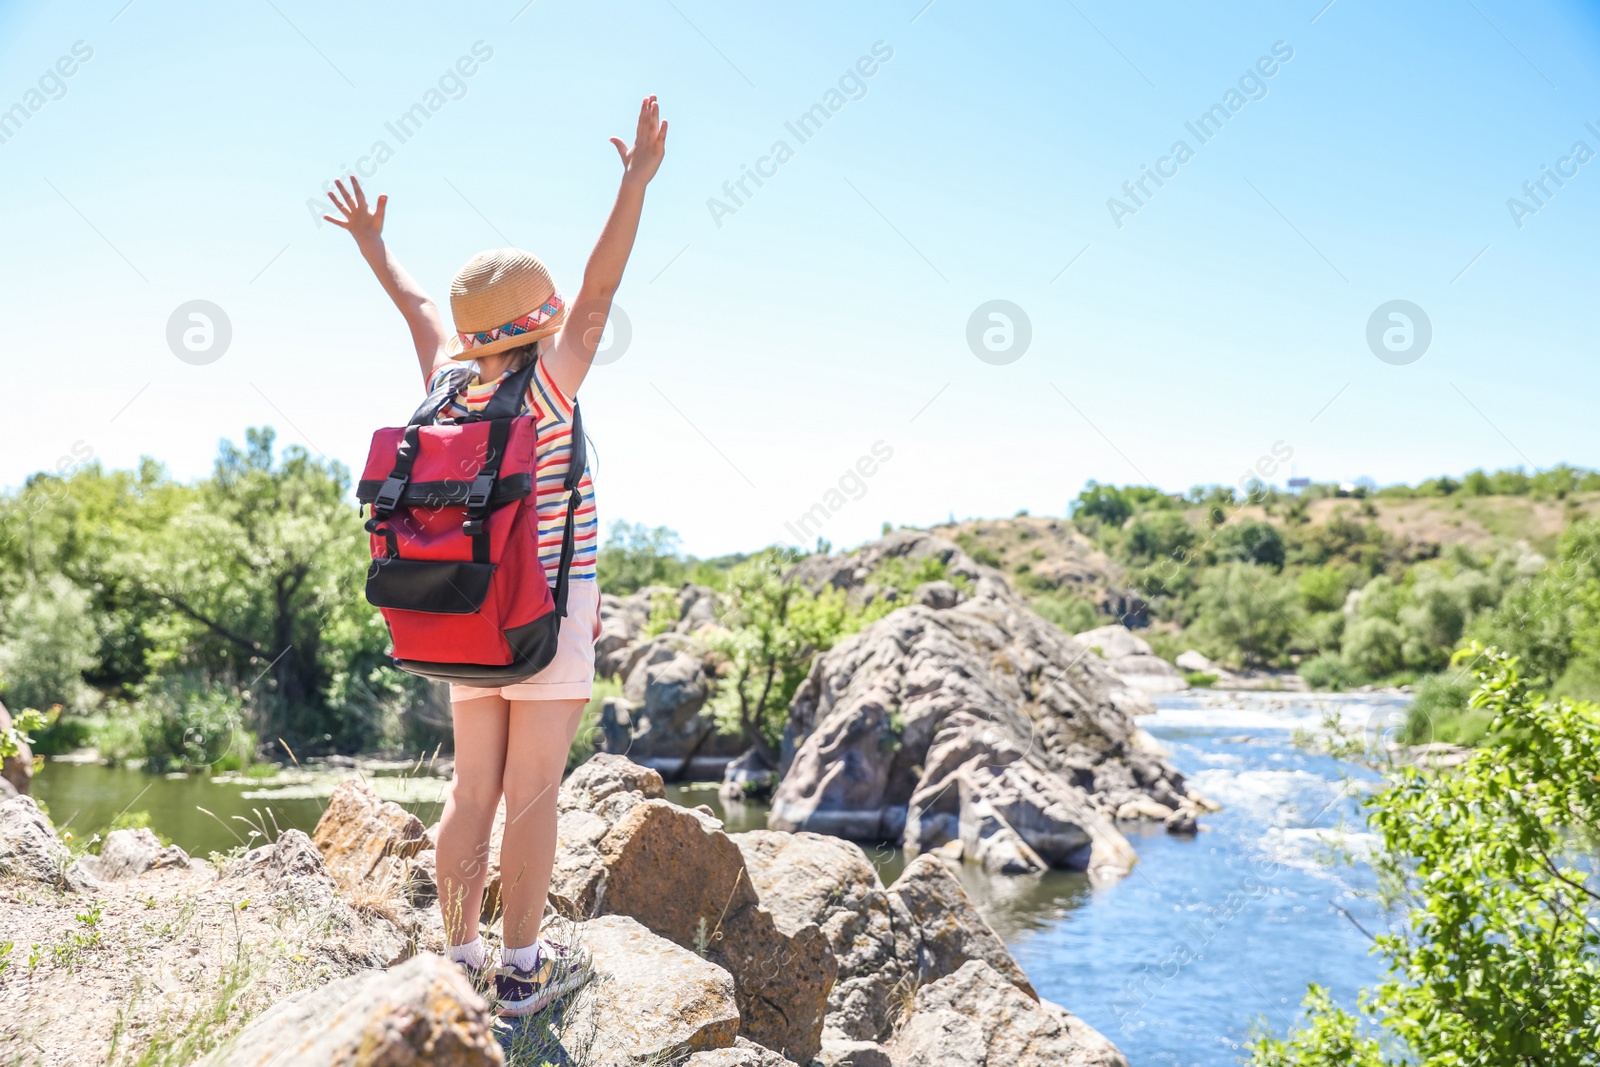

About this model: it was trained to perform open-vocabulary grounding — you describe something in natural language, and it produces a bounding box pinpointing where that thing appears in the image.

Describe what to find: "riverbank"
[12,688,1412,1067]
[2,753,1129,1067]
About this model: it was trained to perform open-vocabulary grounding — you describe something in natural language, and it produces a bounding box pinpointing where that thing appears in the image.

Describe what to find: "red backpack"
[356,359,585,685]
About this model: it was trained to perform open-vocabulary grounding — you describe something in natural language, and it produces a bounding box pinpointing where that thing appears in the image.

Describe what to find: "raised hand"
[609,95,668,186]
[323,176,387,243]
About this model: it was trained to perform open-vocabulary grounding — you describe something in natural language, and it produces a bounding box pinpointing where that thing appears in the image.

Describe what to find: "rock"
[562,752,668,810]
[719,747,778,803]
[1074,624,1188,694]
[1174,649,1218,674]
[195,953,502,1067]
[0,776,15,799]
[905,713,1137,878]
[593,799,836,1063]
[221,830,407,967]
[0,794,73,885]
[312,776,429,885]
[72,827,189,881]
[1115,796,1175,821]
[0,701,32,795]
[684,1036,797,1066]
[733,830,914,1043]
[1164,807,1199,835]
[223,829,339,901]
[814,1039,893,1067]
[887,856,1036,1000]
[560,914,740,1065]
[600,636,744,776]
[772,539,1189,869]
[914,580,962,609]
[885,960,1128,1067]
[596,584,724,679]
[406,848,438,905]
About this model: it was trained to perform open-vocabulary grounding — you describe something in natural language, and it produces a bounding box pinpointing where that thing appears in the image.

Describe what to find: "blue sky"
[2,0,1598,557]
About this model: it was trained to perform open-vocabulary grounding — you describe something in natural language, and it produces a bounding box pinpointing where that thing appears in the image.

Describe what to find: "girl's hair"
[477,339,540,377]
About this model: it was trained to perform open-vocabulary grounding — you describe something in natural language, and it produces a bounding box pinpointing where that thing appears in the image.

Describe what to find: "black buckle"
[374,475,406,513]
[466,470,496,511]
[462,518,485,537]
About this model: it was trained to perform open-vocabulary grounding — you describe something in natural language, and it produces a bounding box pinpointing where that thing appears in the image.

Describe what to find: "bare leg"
[499,698,588,950]
[436,695,510,947]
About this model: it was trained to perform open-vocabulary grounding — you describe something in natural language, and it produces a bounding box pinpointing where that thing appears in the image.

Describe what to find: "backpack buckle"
[374,475,406,513]
[462,518,485,537]
[465,470,496,511]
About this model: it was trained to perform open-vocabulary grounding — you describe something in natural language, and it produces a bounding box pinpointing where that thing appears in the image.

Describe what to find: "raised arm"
[544,95,668,399]
[324,177,450,386]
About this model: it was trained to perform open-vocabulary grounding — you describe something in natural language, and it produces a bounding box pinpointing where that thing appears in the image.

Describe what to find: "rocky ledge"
[774,532,1210,877]
[0,753,1129,1067]
[591,531,1211,880]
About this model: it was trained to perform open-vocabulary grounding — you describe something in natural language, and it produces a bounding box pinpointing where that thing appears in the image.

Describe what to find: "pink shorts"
[448,579,602,703]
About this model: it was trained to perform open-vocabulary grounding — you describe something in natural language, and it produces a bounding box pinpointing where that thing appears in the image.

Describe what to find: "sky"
[2,0,1598,558]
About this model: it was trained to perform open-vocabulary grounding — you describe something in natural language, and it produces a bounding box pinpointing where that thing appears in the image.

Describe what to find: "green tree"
[706,552,874,760]
[595,521,687,594]
[1191,562,1301,667]
[1249,647,1600,1066]
[0,574,98,713]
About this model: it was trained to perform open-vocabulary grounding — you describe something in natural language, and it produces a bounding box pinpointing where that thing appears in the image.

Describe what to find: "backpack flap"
[366,558,494,614]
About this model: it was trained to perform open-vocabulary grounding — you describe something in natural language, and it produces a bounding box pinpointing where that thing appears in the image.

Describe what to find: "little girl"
[324,96,667,1015]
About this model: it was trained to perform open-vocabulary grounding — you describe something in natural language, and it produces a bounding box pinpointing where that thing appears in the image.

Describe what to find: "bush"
[1214,520,1286,570]
[1297,566,1351,614]
[1031,593,1100,635]
[1341,616,1405,678]
[595,521,687,595]
[1250,648,1600,1064]
[1402,670,1490,746]
[0,575,98,714]
[131,674,255,773]
[1299,652,1366,691]
[1191,563,1301,667]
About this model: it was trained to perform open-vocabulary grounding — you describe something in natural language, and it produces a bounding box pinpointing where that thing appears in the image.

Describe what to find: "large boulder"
[71,827,189,881]
[885,960,1128,1067]
[596,584,724,680]
[312,777,430,886]
[221,829,407,967]
[770,539,1193,872]
[0,701,32,795]
[592,799,836,1063]
[600,634,744,778]
[0,794,73,885]
[195,953,502,1067]
[1075,624,1188,694]
[733,830,914,1043]
[907,714,1136,879]
[885,856,1036,1000]
[731,831,1040,1045]
[557,914,741,1064]
[684,1037,798,1066]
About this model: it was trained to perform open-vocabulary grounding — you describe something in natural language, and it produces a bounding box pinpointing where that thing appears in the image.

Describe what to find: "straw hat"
[445,248,567,361]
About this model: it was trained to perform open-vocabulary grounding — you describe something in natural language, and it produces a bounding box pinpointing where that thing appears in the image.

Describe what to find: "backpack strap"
[409,364,472,427]
[549,402,586,616]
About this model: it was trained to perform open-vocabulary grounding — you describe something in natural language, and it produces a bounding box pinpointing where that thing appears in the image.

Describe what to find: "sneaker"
[452,957,497,1002]
[494,936,594,1016]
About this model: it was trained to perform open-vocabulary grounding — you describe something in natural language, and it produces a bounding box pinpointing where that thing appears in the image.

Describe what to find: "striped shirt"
[429,358,598,583]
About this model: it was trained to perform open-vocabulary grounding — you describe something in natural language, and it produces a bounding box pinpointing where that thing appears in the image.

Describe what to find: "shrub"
[1341,616,1405,678]
[1031,593,1100,635]
[1191,563,1301,667]
[1298,653,1365,691]
[0,575,98,714]
[132,674,255,773]
[1249,648,1600,1064]
[1402,670,1489,746]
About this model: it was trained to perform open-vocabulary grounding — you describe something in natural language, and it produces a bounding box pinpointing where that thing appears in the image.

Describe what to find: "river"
[30,689,1400,1067]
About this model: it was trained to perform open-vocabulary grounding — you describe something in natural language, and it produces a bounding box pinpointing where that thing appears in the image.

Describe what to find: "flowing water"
[30,691,1402,1066]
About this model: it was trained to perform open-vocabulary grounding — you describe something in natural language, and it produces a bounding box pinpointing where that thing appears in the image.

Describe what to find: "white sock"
[445,936,488,970]
[501,941,543,972]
